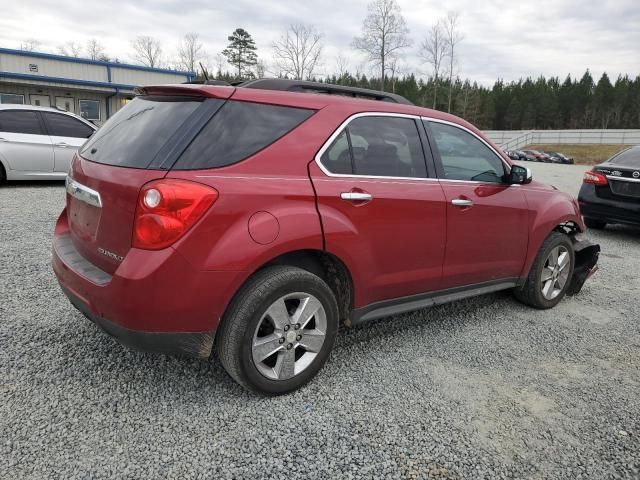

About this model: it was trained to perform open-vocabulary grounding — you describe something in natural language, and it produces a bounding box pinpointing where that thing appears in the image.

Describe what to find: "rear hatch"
[66,87,233,274]
[592,147,640,204]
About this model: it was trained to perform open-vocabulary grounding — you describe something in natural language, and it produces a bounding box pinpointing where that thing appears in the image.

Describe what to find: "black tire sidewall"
[236,270,339,395]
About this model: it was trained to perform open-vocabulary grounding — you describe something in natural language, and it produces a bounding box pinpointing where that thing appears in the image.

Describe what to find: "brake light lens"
[583,171,608,185]
[133,179,218,250]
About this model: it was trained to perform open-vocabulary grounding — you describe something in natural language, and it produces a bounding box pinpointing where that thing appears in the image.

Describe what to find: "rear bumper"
[578,184,640,226]
[52,209,248,357]
[61,285,214,357]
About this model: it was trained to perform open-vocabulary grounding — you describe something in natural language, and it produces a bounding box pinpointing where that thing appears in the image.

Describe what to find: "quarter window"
[428,121,506,183]
[320,116,427,178]
[174,101,315,170]
[0,110,43,135]
[42,112,94,138]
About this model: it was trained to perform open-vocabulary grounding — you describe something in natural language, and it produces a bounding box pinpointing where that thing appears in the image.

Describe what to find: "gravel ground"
[1,164,639,479]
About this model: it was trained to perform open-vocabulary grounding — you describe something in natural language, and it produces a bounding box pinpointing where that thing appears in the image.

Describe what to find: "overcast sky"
[2,0,638,85]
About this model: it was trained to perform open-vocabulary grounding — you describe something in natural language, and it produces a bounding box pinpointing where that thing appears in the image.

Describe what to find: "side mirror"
[508,164,532,184]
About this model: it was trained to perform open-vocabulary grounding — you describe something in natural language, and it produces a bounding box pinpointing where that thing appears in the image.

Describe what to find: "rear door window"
[42,112,94,138]
[320,116,428,178]
[0,110,44,135]
[173,100,314,170]
[80,96,203,168]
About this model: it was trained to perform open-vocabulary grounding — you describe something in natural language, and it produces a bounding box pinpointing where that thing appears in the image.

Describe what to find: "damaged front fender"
[566,237,600,296]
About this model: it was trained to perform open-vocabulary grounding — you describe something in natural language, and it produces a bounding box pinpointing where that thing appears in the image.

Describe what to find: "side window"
[0,111,43,135]
[174,101,314,170]
[320,116,427,178]
[428,121,506,183]
[320,130,351,174]
[42,113,94,138]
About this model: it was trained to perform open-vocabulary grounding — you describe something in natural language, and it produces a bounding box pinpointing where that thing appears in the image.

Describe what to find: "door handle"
[451,198,474,207]
[340,192,372,202]
[0,137,7,142]
[55,142,70,148]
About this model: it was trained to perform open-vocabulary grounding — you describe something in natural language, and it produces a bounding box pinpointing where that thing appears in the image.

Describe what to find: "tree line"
[17,0,639,130]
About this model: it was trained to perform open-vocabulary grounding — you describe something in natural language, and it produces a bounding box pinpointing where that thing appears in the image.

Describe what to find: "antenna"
[199,62,209,81]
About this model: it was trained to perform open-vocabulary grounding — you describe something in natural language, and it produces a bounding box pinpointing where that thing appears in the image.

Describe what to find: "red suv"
[53,80,599,394]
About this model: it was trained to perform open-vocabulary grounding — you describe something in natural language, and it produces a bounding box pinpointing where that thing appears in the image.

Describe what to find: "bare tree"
[131,36,163,68]
[352,0,410,91]
[334,54,349,80]
[57,42,82,57]
[214,53,226,76]
[419,21,447,108]
[387,56,406,93]
[272,24,323,80]
[86,39,105,60]
[20,39,41,52]
[178,33,205,73]
[443,12,463,113]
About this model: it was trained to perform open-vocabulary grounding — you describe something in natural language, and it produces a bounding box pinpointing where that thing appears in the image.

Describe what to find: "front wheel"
[216,266,339,395]
[514,232,575,309]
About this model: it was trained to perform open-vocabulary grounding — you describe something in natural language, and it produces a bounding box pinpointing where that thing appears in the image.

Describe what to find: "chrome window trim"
[65,176,102,208]
[314,112,435,181]
[607,175,640,184]
[314,111,513,183]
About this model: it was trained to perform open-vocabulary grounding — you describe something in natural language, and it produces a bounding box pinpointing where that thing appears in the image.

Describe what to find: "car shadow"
[59,288,525,403]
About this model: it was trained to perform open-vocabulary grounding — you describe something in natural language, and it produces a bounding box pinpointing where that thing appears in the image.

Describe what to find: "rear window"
[172,100,314,170]
[608,147,640,166]
[80,96,202,168]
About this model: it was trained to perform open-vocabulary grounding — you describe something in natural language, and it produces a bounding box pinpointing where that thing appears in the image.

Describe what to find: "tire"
[216,266,339,395]
[0,162,5,184]
[584,218,606,230]
[513,232,575,309]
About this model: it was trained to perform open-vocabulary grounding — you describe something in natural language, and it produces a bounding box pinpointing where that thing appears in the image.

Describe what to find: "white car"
[0,104,97,182]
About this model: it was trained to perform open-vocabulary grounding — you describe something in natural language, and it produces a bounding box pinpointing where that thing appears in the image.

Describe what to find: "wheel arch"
[521,215,584,279]
[257,249,354,326]
[0,156,7,182]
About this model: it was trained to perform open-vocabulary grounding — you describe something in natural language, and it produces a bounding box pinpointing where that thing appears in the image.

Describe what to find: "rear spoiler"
[135,84,235,99]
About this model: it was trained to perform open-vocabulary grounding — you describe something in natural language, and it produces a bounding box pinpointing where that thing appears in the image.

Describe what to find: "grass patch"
[526,144,630,165]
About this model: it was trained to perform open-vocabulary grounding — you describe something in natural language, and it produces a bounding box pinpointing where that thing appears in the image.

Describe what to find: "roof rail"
[237,78,414,105]
[183,79,231,86]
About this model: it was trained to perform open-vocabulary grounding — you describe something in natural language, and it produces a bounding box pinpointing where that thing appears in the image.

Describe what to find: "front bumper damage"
[566,237,600,295]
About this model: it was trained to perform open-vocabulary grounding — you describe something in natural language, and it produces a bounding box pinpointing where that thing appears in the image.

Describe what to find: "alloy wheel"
[252,293,327,381]
[540,245,571,300]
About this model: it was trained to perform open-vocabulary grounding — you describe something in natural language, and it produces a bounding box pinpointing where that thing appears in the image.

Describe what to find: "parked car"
[505,150,520,161]
[515,150,537,162]
[52,80,600,394]
[0,105,97,182]
[545,152,575,164]
[522,149,551,162]
[578,146,640,229]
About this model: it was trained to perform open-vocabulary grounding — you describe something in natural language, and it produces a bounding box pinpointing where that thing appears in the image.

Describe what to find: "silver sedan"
[0,104,96,182]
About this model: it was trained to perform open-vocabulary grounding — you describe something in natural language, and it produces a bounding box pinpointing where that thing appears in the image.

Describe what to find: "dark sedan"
[578,146,640,229]
[545,152,575,164]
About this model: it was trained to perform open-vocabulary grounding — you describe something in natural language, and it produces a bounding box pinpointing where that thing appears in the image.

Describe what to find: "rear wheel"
[584,218,606,230]
[514,232,574,309]
[216,266,339,395]
[0,162,5,184]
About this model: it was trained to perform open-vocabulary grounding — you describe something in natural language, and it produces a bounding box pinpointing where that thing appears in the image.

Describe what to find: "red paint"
[53,84,586,336]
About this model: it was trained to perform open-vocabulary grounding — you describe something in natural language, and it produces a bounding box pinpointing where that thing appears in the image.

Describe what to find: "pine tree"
[222,28,258,80]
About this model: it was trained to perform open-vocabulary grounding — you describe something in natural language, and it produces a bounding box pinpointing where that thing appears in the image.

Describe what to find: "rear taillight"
[133,179,218,250]
[583,171,608,186]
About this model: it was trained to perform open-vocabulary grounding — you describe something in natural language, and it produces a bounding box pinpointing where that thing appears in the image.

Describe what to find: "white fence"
[483,130,640,150]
